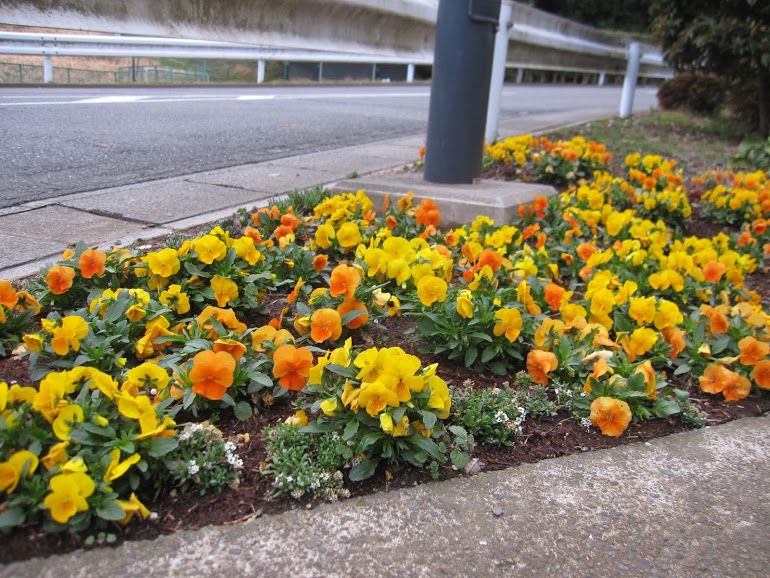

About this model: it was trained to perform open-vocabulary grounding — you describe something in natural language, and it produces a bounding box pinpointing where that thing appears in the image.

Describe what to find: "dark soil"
[0,355,31,384]
[2,124,769,564]
[2,307,769,565]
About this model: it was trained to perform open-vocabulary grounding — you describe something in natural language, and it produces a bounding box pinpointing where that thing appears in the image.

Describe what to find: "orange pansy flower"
[662,327,686,359]
[273,344,313,391]
[212,338,248,361]
[0,280,18,308]
[589,396,632,437]
[312,254,328,273]
[738,336,769,366]
[337,298,369,329]
[281,212,301,231]
[78,248,106,279]
[526,350,558,385]
[753,360,770,390]
[244,226,262,244]
[722,374,752,401]
[274,224,294,240]
[310,308,342,343]
[702,261,726,283]
[329,264,360,299]
[189,350,236,400]
[544,282,566,312]
[46,265,76,295]
[477,249,503,272]
[415,199,441,228]
[699,363,739,396]
[576,243,596,261]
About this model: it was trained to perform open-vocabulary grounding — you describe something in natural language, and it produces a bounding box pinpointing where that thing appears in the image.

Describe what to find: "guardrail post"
[485,0,513,144]
[318,62,323,82]
[424,0,501,183]
[371,63,377,81]
[619,42,641,118]
[406,64,415,83]
[598,72,606,86]
[43,54,53,83]
[256,59,266,83]
[515,68,524,84]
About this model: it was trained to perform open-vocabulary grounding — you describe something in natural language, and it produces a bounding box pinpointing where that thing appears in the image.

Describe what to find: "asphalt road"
[0,84,657,207]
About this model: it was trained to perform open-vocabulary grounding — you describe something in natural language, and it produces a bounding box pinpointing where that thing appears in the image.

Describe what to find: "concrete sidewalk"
[0,106,618,280]
[5,414,768,577]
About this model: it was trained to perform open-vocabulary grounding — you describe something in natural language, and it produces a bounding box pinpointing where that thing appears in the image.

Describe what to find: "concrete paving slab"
[269,150,405,176]
[0,206,145,246]
[330,173,557,226]
[0,233,65,272]
[6,415,769,578]
[1,226,173,281]
[164,197,276,232]
[61,180,269,225]
[353,142,421,162]
[380,135,426,149]
[497,107,616,136]
[188,162,338,194]
[0,206,32,218]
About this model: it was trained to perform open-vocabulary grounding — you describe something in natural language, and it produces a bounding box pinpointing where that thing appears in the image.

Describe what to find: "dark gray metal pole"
[424,0,501,184]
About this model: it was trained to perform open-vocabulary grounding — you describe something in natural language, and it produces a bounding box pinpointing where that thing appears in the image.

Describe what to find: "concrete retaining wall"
[0,0,671,78]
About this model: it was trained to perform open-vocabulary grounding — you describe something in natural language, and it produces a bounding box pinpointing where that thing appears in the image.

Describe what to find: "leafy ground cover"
[1,112,770,564]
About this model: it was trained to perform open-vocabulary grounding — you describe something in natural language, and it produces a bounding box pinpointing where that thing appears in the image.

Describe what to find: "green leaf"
[450,450,470,470]
[391,405,407,424]
[469,332,493,343]
[0,507,26,529]
[300,421,338,433]
[480,345,498,363]
[248,371,274,389]
[341,309,368,326]
[349,459,377,482]
[673,363,691,376]
[234,401,253,421]
[488,361,508,376]
[81,422,115,438]
[96,501,127,521]
[422,411,437,430]
[146,437,178,458]
[181,339,214,352]
[68,429,98,445]
[355,432,382,453]
[343,419,359,441]
[182,389,196,410]
[409,434,442,459]
[464,347,478,367]
[653,398,681,418]
[324,363,357,379]
[711,335,732,355]
[184,261,209,278]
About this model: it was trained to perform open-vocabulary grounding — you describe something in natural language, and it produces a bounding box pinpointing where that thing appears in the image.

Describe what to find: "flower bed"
[1,134,770,563]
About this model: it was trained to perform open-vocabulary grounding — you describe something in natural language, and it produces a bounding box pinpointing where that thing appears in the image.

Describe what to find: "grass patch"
[551,110,750,175]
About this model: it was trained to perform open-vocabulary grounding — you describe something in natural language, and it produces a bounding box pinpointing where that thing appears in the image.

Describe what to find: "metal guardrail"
[0,32,423,65]
[0,0,672,84]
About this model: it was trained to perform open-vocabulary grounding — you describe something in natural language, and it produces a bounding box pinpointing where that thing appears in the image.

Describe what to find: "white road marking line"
[76,95,150,103]
[236,95,277,101]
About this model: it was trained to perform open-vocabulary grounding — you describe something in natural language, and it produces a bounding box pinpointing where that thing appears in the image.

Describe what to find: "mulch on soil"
[2,121,769,565]
[2,305,770,565]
